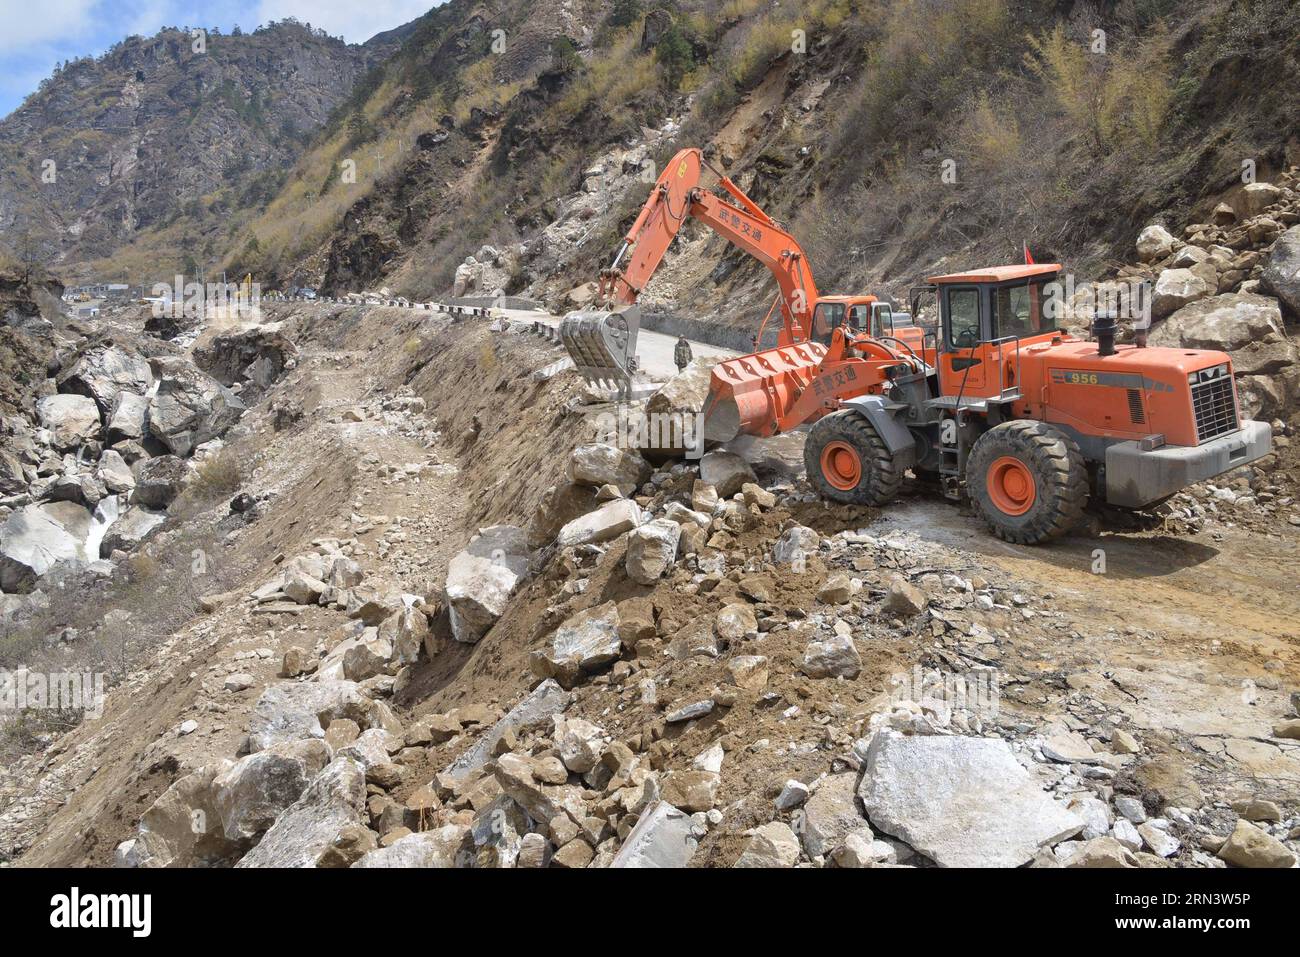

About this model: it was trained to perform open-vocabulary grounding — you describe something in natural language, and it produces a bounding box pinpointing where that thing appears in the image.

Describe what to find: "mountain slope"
[222,0,1300,321]
[0,21,385,282]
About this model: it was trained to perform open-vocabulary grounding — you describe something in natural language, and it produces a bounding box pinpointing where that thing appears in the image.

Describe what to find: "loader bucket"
[560,306,641,393]
[704,341,829,440]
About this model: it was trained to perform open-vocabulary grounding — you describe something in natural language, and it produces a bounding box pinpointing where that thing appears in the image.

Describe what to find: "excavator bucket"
[560,306,641,393]
[703,341,829,441]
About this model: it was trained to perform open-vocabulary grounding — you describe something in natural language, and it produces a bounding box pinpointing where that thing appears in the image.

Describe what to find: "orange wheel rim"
[987,455,1036,515]
[820,441,862,491]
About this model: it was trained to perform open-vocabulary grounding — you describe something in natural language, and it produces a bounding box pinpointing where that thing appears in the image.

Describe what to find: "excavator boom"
[560,148,825,394]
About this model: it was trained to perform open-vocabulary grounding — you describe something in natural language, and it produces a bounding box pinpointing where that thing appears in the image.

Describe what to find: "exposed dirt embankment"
[2,303,589,865]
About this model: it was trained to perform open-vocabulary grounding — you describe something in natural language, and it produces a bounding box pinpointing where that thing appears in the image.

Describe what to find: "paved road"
[497,307,737,383]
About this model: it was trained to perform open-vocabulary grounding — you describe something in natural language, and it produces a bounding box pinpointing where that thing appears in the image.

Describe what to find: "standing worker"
[674,335,692,373]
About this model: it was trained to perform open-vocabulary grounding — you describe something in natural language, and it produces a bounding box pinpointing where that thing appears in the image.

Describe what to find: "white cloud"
[0,0,97,54]
[254,0,433,42]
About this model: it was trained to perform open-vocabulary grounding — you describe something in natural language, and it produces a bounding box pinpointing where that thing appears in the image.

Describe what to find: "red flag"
[1023,242,1035,265]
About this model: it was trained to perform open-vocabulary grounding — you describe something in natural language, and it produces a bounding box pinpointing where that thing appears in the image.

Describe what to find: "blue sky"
[0,0,436,117]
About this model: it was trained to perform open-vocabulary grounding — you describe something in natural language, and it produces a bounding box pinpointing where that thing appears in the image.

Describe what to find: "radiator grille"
[1126,388,1145,424]
[1191,375,1238,442]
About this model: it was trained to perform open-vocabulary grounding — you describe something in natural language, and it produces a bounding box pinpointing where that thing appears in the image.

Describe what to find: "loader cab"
[927,264,1062,401]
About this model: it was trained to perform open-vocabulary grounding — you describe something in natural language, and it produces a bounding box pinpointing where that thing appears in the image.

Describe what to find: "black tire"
[804,409,902,506]
[966,420,1088,544]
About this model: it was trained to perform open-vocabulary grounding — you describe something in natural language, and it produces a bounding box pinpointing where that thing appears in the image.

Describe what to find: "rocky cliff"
[0,21,384,281]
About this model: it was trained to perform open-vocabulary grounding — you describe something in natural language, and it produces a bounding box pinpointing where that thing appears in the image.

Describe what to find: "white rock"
[531,601,622,686]
[556,498,643,548]
[802,632,862,679]
[798,773,865,857]
[36,394,102,450]
[625,518,680,584]
[776,779,810,811]
[734,821,801,867]
[611,801,702,868]
[1136,224,1175,262]
[351,826,471,868]
[698,450,755,497]
[235,758,367,868]
[859,731,1084,868]
[1137,821,1181,858]
[444,524,529,643]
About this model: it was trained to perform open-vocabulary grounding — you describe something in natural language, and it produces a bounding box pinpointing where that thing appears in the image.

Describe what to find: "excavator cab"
[811,301,847,345]
[812,296,897,344]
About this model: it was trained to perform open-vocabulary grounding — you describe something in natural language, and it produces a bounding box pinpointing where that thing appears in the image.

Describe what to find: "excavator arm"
[562,148,820,391]
[600,148,817,343]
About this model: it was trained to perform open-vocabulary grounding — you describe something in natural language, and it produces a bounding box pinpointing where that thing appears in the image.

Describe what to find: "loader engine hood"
[1031,340,1242,448]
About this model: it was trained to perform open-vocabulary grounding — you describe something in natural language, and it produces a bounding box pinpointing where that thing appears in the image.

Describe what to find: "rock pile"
[1129,168,1300,419]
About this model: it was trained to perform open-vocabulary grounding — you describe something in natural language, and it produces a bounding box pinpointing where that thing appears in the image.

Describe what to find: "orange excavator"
[561,148,1271,543]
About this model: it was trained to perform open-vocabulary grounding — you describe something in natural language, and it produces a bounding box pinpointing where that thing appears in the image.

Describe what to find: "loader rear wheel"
[804,410,902,506]
[967,421,1088,544]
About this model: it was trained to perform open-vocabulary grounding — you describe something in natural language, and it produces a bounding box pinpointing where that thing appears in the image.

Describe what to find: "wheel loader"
[561,148,1271,543]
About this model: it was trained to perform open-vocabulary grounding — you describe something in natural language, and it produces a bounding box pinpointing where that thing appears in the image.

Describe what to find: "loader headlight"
[1189,363,1230,386]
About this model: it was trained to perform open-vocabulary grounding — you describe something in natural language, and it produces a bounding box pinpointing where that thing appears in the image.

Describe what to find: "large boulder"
[1237,181,1282,217]
[0,501,92,591]
[1216,819,1296,868]
[35,394,101,450]
[1262,225,1300,316]
[246,680,378,752]
[1136,224,1175,263]
[213,739,331,842]
[352,827,472,868]
[802,632,862,679]
[235,758,368,868]
[1152,268,1212,319]
[105,391,149,441]
[859,731,1083,867]
[625,518,681,584]
[444,524,530,643]
[57,343,152,415]
[376,605,429,666]
[566,443,651,493]
[442,679,572,783]
[699,450,755,498]
[528,482,599,549]
[129,762,248,867]
[97,449,135,493]
[733,821,801,867]
[640,357,714,461]
[132,455,189,508]
[100,505,166,557]
[530,601,622,687]
[556,498,643,548]
[194,328,297,392]
[0,448,27,496]
[1151,292,1297,376]
[611,801,702,868]
[147,361,247,456]
[798,773,865,858]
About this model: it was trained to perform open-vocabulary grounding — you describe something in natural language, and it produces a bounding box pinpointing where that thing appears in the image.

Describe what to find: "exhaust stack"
[1093,307,1118,357]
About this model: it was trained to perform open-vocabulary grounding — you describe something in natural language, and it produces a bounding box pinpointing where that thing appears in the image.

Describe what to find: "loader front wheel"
[805,410,902,506]
[967,421,1088,544]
